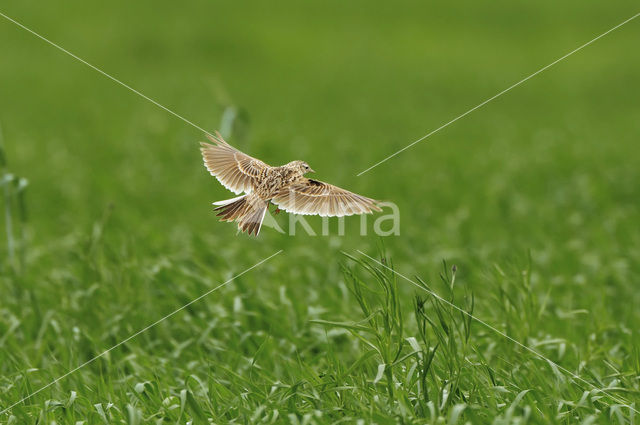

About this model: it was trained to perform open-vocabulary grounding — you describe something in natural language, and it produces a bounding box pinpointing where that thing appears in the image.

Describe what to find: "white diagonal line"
[357,12,640,176]
[0,11,216,139]
[0,250,283,415]
[355,250,639,415]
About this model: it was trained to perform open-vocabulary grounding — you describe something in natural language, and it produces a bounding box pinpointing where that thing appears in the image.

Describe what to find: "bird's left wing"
[272,178,381,217]
[200,132,270,194]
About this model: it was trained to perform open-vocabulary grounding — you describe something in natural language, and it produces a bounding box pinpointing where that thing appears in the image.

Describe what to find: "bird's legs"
[270,202,281,215]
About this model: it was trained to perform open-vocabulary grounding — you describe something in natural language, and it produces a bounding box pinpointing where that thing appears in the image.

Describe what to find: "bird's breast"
[255,174,281,199]
[255,168,303,199]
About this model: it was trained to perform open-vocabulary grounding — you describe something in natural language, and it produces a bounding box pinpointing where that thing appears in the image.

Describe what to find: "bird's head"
[290,160,315,175]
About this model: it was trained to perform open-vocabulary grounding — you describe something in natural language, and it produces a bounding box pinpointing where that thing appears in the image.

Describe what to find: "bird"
[200,132,382,236]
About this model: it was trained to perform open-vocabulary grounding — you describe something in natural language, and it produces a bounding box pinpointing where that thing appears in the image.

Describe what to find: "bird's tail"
[213,194,268,236]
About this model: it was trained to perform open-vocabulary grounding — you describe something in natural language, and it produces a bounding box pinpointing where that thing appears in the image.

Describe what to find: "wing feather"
[200,132,269,194]
[272,178,381,217]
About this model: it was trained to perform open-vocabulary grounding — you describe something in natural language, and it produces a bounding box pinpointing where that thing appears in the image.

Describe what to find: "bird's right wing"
[272,178,381,217]
[200,132,270,194]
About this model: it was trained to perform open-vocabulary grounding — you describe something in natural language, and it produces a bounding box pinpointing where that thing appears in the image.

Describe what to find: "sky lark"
[200,132,382,236]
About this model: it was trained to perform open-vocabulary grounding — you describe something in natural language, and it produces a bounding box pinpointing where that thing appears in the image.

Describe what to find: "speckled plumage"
[200,132,381,236]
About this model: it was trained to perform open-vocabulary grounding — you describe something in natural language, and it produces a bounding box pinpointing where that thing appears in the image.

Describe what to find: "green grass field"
[1,1,640,423]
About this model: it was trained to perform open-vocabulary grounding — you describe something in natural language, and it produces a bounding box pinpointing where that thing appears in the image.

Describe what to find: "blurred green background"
[1,0,639,423]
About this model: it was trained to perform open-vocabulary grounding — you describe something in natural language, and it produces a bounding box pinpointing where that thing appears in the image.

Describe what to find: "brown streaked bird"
[200,132,382,236]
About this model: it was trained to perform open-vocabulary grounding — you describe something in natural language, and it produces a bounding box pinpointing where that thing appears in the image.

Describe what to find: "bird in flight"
[200,132,381,236]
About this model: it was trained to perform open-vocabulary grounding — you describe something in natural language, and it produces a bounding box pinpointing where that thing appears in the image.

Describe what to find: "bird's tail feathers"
[213,194,268,236]
[237,202,268,236]
[212,195,245,206]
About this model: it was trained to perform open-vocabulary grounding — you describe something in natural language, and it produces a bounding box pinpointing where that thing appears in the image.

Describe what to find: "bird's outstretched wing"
[272,178,381,217]
[200,132,270,194]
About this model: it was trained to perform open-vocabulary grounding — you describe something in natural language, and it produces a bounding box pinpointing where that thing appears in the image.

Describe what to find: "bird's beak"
[309,168,315,173]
